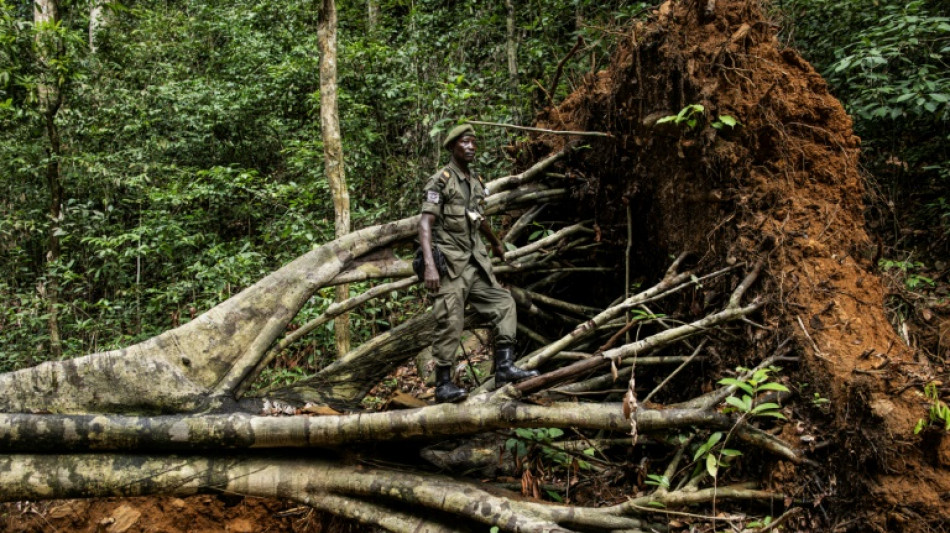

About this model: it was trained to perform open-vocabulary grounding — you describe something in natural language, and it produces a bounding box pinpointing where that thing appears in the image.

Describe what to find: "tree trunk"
[89,0,106,53]
[0,454,678,532]
[505,0,519,95]
[0,402,639,451]
[367,0,379,34]
[318,0,352,358]
[34,0,64,359]
[0,216,796,531]
[0,217,420,414]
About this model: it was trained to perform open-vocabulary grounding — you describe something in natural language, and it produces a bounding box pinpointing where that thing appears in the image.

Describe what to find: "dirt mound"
[524,0,950,530]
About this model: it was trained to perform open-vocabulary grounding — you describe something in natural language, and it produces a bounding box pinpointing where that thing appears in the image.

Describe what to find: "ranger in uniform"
[419,123,539,403]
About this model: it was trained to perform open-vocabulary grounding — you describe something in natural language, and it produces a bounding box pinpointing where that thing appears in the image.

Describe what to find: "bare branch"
[468,119,609,138]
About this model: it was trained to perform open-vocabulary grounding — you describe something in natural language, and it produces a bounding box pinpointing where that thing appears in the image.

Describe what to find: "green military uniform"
[421,161,517,367]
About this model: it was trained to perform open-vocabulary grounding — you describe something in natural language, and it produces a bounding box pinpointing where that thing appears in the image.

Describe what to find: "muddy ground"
[3,496,315,532]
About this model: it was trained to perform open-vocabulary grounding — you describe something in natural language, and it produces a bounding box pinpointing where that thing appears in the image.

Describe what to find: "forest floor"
[3,496,310,532]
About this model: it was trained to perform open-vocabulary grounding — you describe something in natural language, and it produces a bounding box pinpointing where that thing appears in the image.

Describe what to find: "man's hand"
[424,262,441,291]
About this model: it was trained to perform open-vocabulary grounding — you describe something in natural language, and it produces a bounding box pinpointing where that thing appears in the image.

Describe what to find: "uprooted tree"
[2,1,948,531]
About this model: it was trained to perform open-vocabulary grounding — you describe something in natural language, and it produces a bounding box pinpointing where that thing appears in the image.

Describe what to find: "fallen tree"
[4,0,947,532]
[0,143,797,531]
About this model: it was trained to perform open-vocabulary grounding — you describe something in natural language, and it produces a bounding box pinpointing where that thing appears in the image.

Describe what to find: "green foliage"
[914,381,950,434]
[779,0,950,247]
[711,114,739,130]
[686,366,790,479]
[718,366,790,419]
[745,515,774,529]
[506,427,584,468]
[879,258,936,290]
[657,104,705,129]
[0,0,651,372]
[657,104,739,131]
[692,431,743,478]
[528,222,554,241]
[629,308,666,322]
[644,473,670,489]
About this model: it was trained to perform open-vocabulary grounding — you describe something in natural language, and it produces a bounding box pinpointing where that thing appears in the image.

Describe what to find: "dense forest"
[2,0,947,380]
[1,0,948,531]
[0,0,640,371]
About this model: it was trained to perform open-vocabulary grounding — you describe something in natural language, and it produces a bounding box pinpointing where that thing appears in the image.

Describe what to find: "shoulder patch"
[426,190,441,203]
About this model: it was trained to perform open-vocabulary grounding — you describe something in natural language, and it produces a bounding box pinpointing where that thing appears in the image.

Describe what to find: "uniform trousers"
[431,258,517,367]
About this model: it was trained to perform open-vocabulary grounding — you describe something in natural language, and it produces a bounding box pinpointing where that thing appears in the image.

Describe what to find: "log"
[0,402,719,451]
[0,217,421,415]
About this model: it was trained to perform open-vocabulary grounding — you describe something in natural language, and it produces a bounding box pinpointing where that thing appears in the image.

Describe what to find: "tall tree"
[318,0,351,357]
[88,0,105,53]
[33,0,64,358]
[505,0,519,112]
[366,0,379,34]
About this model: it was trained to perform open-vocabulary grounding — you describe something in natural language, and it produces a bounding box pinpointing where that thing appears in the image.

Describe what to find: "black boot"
[494,345,539,388]
[434,365,468,403]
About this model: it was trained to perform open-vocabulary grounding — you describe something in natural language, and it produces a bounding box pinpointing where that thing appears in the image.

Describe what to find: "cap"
[442,123,476,150]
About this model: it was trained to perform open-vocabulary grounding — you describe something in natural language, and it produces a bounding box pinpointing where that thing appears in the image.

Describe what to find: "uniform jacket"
[421,161,494,280]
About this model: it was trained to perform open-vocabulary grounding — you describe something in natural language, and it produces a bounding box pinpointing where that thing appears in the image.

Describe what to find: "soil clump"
[2,496,321,532]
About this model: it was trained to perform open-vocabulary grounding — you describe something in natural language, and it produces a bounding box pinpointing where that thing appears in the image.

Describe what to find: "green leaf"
[719,448,743,457]
[726,395,752,412]
[758,382,790,393]
[547,428,564,439]
[706,453,719,477]
[834,56,853,72]
[751,402,783,413]
[718,377,755,396]
[694,431,723,461]
[718,115,738,127]
[646,474,671,488]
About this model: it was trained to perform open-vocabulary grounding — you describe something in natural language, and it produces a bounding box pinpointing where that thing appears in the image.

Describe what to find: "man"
[419,123,539,403]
